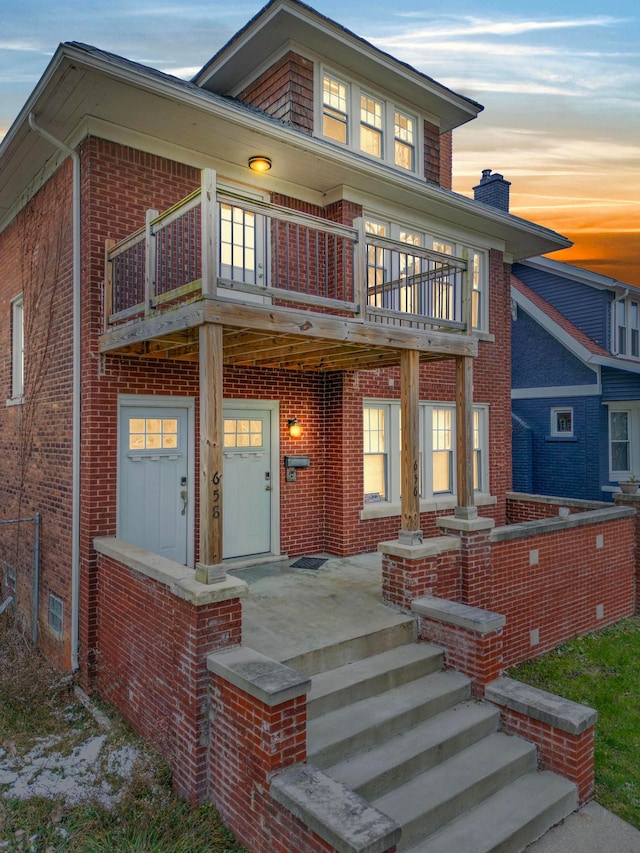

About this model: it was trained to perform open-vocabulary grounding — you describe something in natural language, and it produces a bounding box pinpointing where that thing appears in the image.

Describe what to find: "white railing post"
[353,217,367,317]
[201,169,217,296]
[144,208,158,317]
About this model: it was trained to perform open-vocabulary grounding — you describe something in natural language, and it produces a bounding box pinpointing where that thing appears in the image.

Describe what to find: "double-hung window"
[322,73,349,144]
[319,70,419,174]
[360,94,383,159]
[609,408,631,475]
[363,401,489,505]
[10,294,24,401]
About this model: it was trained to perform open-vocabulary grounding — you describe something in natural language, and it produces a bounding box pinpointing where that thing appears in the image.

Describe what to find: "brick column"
[413,596,505,697]
[378,536,460,611]
[436,514,495,609]
[486,677,597,805]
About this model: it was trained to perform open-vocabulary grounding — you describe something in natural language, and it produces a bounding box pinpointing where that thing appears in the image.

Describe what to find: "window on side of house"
[363,401,489,504]
[614,296,640,359]
[550,407,573,437]
[10,294,24,401]
[609,409,631,475]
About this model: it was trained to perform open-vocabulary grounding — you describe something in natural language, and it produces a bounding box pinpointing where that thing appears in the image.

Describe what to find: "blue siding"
[512,414,533,492]
[512,306,598,389]
[512,396,604,500]
[601,366,640,401]
[513,263,611,349]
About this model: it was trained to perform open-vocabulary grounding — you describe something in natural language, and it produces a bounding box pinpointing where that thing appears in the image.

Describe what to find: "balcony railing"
[104,173,470,334]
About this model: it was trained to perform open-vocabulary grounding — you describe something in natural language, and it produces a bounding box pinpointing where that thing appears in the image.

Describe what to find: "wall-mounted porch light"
[288,418,302,439]
[248,155,272,173]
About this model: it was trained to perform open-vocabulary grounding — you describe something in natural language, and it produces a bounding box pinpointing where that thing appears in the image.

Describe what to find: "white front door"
[223,407,272,559]
[118,403,191,565]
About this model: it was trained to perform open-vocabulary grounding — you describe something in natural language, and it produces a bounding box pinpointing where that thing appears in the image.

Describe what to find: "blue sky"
[2,0,639,283]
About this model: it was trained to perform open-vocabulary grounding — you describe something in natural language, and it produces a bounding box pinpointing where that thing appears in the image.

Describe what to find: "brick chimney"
[473,169,511,212]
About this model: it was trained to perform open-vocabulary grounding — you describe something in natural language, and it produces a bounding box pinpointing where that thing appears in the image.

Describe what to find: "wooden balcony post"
[201,168,217,296]
[455,355,476,516]
[195,322,226,584]
[352,217,367,318]
[399,349,423,544]
[144,208,158,317]
[103,238,115,333]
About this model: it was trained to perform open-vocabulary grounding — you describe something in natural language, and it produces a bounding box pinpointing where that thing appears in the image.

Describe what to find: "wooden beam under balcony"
[98,295,477,371]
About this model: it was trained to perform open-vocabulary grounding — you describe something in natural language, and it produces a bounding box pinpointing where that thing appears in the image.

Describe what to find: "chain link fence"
[0,514,41,643]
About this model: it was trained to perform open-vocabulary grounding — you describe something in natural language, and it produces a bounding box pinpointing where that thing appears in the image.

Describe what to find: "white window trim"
[360,399,491,519]
[612,294,640,359]
[316,64,422,176]
[364,215,489,332]
[607,403,637,479]
[8,293,24,404]
[550,407,574,437]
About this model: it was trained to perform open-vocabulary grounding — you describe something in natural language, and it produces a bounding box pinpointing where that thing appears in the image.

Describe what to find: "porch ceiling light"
[248,155,272,173]
[288,418,302,439]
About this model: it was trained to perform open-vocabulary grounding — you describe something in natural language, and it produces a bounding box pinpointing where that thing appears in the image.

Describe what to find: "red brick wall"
[95,552,242,801]
[498,707,595,805]
[0,162,74,668]
[491,517,635,667]
[238,51,314,135]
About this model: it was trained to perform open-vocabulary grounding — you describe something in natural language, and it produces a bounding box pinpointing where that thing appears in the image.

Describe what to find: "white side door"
[118,404,191,565]
[223,408,272,559]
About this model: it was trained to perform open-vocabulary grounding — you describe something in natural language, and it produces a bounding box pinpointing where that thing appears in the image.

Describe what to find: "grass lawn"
[0,614,249,853]
[509,616,640,829]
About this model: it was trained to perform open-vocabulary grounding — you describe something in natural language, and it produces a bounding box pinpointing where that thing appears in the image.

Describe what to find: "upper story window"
[10,294,24,402]
[322,73,348,144]
[614,294,640,358]
[319,70,419,174]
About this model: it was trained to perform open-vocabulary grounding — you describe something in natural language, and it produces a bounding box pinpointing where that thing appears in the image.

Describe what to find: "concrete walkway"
[528,801,640,851]
[229,552,640,852]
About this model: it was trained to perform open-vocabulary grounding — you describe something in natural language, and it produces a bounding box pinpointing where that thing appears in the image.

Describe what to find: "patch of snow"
[0,733,140,807]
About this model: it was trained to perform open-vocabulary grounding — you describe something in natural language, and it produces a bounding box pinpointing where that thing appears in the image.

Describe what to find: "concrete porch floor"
[228,551,415,673]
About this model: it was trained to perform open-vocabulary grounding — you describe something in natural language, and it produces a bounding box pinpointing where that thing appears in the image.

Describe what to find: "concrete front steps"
[306,638,577,853]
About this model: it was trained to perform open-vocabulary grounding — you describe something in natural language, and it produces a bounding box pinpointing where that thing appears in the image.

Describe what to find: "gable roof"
[193,0,483,133]
[512,274,640,375]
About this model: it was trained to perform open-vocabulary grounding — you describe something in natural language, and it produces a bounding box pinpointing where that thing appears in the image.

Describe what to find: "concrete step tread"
[326,700,499,799]
[373,733,536,842]
[403,770,578,853]
[282,619,417,677]
[308,670,471,767]
[307,643,444,718]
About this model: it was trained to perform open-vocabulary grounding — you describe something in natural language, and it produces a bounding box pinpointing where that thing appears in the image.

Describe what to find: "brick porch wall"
[93,540,246,802]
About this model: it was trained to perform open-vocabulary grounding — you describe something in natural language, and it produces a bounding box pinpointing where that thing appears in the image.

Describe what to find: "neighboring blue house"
[511,256,640,501]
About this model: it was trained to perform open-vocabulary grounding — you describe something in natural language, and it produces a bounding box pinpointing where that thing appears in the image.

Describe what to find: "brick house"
[1,1,637,850]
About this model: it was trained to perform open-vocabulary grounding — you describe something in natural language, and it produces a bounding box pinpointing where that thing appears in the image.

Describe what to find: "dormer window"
[319,68,420,175]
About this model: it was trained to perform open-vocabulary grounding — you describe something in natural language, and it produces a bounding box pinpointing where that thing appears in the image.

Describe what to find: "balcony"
[100,170,477,370]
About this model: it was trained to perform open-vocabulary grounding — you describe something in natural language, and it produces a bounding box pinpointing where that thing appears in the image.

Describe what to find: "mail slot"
[284,455,310,468]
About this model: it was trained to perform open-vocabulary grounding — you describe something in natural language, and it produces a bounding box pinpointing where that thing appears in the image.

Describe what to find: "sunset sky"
[2,0,639,285]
